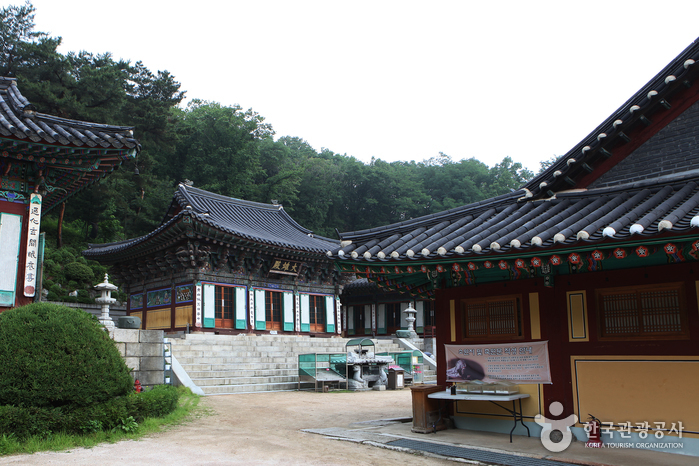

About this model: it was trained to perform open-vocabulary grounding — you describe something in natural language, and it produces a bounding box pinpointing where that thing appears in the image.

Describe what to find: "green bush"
[127,385,179,420]
[0,303,133,408]
[63,262,95,283]
[47,247,76,265]
[0,386,181,439]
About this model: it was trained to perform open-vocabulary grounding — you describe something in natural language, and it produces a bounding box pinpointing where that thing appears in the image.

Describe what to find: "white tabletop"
[428,392,530,402]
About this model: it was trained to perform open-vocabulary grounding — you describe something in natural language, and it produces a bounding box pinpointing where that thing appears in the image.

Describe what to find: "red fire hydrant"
[585,414,603,448]
[134,379,143,393]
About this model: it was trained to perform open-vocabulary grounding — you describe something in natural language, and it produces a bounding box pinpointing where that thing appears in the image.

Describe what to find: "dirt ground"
[0,389,452,465]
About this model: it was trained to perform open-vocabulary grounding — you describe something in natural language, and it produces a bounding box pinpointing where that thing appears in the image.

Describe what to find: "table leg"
[433,399,451,433]
[519,399,530,437]
[487,400,529,443]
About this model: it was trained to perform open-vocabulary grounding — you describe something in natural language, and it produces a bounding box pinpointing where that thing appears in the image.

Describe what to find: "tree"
[418,154,492,212]
[171,100,274,200]
[483,156,534,197]
[537,155,561,175]
[0,1,55,78]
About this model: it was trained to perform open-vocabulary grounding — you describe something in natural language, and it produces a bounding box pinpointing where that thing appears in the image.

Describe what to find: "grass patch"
[0,387,204,457]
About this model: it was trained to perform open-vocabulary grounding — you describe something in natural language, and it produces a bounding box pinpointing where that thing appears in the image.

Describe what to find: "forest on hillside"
[1,3,540,302]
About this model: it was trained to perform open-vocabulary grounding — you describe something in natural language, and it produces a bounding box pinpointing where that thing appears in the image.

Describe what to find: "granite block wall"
[110,328,165,387]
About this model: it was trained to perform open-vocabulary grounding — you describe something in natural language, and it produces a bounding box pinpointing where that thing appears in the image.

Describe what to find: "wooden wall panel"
[146,307,171,330]
[175,305,193,328]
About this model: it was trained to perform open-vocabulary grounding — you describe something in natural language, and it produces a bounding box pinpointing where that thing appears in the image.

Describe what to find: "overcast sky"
[6,0,699,172]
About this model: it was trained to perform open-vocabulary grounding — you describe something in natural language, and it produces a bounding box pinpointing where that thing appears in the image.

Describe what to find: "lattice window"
[309,295,326,325]
[462,295,521,339]
[214,286,234,320]
[598,283,687,339]
[265,290,282,323]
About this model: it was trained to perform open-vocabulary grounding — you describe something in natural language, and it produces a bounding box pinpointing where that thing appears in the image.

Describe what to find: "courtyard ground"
[1,389,695,465]
[0,389,451,466]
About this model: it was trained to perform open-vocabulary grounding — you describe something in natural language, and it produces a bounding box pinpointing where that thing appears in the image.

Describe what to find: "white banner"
[23,193,42,297]
[445,341,551,384]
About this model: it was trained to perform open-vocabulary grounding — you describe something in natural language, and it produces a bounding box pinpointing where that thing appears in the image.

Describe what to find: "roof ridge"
[178,184,285,211]
[525,36,699,195]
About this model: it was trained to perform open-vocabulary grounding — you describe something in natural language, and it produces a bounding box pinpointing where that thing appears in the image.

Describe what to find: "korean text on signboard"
[445,341,552,384]
[23,193,42,297]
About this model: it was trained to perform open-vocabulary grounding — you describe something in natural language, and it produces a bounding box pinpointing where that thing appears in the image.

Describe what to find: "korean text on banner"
[445,341,551,384]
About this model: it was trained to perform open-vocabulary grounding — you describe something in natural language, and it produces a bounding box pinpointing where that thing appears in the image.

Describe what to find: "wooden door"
[265,290,282,330]
[387,302,402,334]
[354,305,365,335]
[215,286,234,328]
[309,295,326,333]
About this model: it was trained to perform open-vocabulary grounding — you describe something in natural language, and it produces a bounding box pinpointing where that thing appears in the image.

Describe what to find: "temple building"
[0,77,139,311]
[328,39,699,455]
[85,183,343,335]
[341,278,435,337]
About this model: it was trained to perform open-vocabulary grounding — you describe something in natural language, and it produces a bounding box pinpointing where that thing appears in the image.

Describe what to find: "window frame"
[265,290,282,326]
[460,294,523,340]
[214,285,235,321]
[309,294,326,326]
[386,302,403,329]
[596,282,689,341]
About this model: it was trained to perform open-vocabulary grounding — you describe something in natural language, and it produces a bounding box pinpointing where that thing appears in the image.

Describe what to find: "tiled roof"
[328,173,699,261]
[173,184,340,252]
[329,37,699,264]
[523,38,699,199]
[0,78,138,150]
[85,184,339,258]
[0,77,140,212]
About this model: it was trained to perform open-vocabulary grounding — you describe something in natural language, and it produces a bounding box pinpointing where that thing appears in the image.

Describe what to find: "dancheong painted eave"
[0,77,140,212]
[85,184,340,261]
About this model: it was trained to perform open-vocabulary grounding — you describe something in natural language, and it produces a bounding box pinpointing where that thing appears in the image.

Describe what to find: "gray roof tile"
[86,184,340,258]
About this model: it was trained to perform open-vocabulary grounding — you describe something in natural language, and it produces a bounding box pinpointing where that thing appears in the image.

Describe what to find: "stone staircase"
[169,333,436,395]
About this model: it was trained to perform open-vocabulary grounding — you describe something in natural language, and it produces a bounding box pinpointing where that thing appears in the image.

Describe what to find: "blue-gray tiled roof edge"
[85,184,340,258]
[329,171,699,261]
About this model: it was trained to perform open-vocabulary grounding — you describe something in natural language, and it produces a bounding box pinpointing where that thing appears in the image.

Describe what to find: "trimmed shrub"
[126,385,179,420]
[63,262,95,283]
[0,386,181,438]
[0,303,133,408]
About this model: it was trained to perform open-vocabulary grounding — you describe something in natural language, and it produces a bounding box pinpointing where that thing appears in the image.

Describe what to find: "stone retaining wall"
[109,328,165,388]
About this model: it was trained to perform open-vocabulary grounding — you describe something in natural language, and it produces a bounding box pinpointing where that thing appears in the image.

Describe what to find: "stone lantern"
[402,303,419,340]
[94,273,118,330]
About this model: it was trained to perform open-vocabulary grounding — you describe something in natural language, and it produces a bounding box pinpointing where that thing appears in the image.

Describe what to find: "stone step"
[173,349,403,359]
[170,335,401,345]
[186,368,299,378]
[179,361,296,371]
[200,381,313,395]
[193,375,302,386]
[176,355,294,364]
[173,350,311,358]
[170,334,426,395]
[170,342,403,351]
